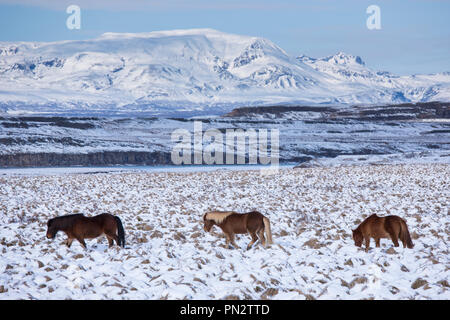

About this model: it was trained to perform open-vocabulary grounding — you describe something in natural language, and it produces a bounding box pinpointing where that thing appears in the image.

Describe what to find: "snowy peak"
[297,52,365,67]
[322,52,365,66]
[100,28,240,39]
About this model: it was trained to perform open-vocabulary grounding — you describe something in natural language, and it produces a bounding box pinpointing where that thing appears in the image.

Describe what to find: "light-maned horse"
[46,213,125,249]
[203,211,273,249]
[352,214,414,252]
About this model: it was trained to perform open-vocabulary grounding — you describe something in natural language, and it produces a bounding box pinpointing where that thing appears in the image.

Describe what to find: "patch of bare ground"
[411,278,429,290]
[303,238,324,249]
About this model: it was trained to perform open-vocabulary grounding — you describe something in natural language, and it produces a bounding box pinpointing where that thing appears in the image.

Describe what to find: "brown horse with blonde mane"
[352,214,414,252]
[203,210,273,249]
[46,213,125,249]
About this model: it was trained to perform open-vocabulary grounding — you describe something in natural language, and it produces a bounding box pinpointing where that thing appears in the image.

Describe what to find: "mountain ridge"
[0,28,449,116]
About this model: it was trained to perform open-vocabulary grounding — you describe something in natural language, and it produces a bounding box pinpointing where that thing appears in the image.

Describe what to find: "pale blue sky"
[0,0,449,75]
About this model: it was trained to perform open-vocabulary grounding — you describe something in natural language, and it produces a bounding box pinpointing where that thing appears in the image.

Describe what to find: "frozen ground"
[1,112,449,165]
[0,164,448,300]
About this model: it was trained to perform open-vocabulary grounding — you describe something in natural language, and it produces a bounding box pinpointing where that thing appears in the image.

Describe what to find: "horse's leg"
[112,235,120,246]
[364,237,370,252]
[66,238,74,248]
[229,233,239,249]
[375,238,381,248]
[390,233,400,247]
[224,233,231,249]
[105,230,119,247]
[63,231,74,247]
[246,232,258,250]
[106,235,114,247]
[401,235,407,248]
[76,237,87,249]
[104,222,120,247]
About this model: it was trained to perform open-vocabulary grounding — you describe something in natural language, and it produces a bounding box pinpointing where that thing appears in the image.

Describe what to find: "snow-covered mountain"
[0,28,449,115]
[297,52,450,104]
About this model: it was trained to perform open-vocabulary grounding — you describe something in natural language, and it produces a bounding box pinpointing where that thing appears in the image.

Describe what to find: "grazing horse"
[46,213,125,249]
[203,211,273,249]
[352,214,414,252]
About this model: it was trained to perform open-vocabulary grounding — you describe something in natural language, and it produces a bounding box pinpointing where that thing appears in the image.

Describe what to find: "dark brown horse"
[46,213,125,249]
[203,211,273,249]
[352,214,414,252]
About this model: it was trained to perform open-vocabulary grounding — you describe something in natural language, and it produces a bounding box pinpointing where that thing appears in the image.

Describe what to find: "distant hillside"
[224,102,450,121]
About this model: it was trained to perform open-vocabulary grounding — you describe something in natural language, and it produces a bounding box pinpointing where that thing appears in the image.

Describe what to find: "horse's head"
[352,228,363,247]
[203,213,215,232]
[46,218,58,239]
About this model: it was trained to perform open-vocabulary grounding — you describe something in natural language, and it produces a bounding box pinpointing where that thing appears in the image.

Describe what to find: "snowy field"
[0,164,449,300]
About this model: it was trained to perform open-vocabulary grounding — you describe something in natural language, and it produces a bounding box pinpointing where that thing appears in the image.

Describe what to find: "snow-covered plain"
[0,164,448,300]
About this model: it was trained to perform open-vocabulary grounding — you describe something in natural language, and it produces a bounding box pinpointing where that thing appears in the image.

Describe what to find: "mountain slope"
[297,53,450,103]
[0,29,449,115]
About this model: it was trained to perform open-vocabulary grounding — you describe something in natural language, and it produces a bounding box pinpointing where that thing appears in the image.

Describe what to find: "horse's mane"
[204,211,235,224]
[48,214,84,228]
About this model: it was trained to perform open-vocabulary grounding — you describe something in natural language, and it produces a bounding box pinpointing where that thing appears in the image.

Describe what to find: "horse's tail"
[263,216,273,246]
[400,219,414,249]
[114,216,126,248]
